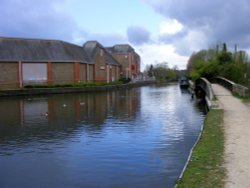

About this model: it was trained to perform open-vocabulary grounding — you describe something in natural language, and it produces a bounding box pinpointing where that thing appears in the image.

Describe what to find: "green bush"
[119,77,131,84]
[24,81,123,89]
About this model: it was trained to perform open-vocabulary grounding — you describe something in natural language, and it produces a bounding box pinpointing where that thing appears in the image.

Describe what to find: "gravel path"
[212,84,250,188]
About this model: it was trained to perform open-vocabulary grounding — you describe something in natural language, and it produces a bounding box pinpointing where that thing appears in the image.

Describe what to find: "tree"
[145,63,178,81]
[217,43,233,64]
[187,43,250,87]
[153,67,167,80]
[147,64,154,77]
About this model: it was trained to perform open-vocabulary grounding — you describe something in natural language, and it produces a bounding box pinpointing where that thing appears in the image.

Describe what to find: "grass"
[232,92,250,103]
[241,97,250,103]
[236,94,250,103]
[176,109,225,188]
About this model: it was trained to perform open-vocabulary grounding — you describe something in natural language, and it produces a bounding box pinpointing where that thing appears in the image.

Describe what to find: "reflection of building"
[106,88,140,119]
[106,44,141,80]
[0,99,21,127]
[0,89,140,129]
[0,37,123,89]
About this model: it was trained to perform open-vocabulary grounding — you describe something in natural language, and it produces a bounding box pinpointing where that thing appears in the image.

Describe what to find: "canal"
[0,84,205,188]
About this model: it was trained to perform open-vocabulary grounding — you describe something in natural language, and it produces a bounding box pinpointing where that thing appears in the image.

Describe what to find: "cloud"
[159,19,183,35]
[127,26,151,45]
[0,0,79,41]
[135,43,188,70]
[172,28,210,56]
[143,0,250,52]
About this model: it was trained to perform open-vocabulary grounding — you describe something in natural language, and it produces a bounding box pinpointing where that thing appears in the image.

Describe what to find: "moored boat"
[179,77,189,89]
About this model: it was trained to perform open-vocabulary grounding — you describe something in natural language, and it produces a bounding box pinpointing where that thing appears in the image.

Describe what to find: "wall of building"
[52,63,74,84]
[0,60,121,89]
[88,64,94,82]
[111,52,140,80]
[0,62,19,88]
[79,64,87,82]
[95,48,107,82]
[112,54,129,78]
[130,54,137,76]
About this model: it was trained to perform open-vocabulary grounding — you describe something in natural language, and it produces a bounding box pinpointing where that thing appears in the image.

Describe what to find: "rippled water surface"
[0,84,205,188]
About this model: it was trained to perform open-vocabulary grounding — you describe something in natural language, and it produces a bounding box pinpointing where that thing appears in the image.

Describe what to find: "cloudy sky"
[1,0,250,70]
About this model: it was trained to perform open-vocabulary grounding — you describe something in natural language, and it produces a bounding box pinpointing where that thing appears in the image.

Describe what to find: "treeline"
[187,43,250,87]
[145,63,179,81]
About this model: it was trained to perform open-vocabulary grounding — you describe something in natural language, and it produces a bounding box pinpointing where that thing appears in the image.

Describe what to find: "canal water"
[0,84,205,188]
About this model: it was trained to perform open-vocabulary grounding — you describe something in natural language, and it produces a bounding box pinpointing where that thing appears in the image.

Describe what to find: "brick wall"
[111,53,140,79]
[52,63,74,84]
[95,48,107,82]
[0,62,19,88]
[88,64,94,82]
[79,64,87,82]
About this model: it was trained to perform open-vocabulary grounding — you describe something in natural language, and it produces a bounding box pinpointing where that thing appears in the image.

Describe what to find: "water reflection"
[0,90,141,158]
[0,85,205,188]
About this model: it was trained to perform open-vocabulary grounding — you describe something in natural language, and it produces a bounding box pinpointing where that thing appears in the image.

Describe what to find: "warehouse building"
[0,37,141,89]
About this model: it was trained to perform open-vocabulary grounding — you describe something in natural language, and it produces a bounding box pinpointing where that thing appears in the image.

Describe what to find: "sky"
[1,0,250,71]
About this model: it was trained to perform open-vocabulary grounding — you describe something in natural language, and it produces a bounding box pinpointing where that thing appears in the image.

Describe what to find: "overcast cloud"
[1,0,250,69]
[144,0,250,51]
[0,0,79,41]
[127,26,151,45]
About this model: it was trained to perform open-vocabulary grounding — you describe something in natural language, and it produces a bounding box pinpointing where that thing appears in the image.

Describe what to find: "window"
[22,63,47,84]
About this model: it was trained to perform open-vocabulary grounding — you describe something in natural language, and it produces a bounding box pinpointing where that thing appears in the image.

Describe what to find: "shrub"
[119,77,131,84]
[24,81,123,89]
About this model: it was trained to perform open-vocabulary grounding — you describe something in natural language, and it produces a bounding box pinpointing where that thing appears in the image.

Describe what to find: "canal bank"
[177,82,250,188]
[0,80,155,97]
[176,82,225,188]
[176,108,225,188]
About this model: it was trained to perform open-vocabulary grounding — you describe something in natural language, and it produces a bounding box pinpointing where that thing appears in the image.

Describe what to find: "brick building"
[106,44,140,80]
[83,41,121,83]
[0,37,121,89]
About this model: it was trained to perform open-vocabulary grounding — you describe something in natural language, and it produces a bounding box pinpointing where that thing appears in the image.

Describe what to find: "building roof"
[0,37,90,63]
[82,41,99,61]
[106,44,140,66]
[83,41,120,66]
[106,44,135,53]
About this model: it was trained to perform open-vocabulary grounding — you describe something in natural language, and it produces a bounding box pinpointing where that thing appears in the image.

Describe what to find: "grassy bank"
[176,109,225,188]
[239,96,250,103]
[232,93,250,103]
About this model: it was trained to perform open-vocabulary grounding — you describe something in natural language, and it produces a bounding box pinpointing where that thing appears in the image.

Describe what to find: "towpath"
[212,84,250,188]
